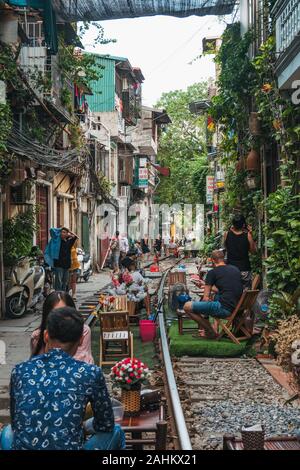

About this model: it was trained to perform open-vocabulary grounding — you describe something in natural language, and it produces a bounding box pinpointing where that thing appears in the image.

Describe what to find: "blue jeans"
[110,252,120,270]
[0,424,126,451]
[53,267,70,291]
[192,301,231,318]
[83,424,126,450]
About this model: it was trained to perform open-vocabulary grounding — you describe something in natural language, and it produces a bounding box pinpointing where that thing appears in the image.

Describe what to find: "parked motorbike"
[5,253,45,318]
[77,248,92,282]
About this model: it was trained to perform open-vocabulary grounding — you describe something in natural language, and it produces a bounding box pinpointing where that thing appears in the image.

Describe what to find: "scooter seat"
[34,267,44,284]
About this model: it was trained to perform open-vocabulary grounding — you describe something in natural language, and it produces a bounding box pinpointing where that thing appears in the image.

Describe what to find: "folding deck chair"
[251,274,260,290]
[216,290,259,345]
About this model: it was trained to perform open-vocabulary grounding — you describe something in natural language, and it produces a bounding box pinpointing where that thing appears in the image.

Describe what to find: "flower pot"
[246,176,257,189]
[249,112,261,135]
[236,159,243,172]
[236,155,246,172]
[246,149,260,172]
[241,425,265,450]
[121,387,141,416]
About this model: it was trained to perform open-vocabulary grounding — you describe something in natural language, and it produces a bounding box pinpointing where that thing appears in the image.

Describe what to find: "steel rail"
[84,256,192,449]
[157,268,193,450]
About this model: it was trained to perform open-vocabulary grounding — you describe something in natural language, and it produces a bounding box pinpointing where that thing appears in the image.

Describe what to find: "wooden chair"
[168,271,187,286]
[216,290,259,345]
[99,296,133,366]
[176,308,199,335]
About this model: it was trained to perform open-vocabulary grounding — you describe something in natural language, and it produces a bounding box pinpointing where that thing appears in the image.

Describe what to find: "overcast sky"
[83,15,230,106]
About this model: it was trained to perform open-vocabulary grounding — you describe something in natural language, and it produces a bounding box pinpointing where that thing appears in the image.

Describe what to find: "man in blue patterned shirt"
[6,307,125,450]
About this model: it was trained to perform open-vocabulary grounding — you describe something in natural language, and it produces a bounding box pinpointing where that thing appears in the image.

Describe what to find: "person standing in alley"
[224,214,257,289]
[141,236,150,261]
[44,227,78,292]
[110,231,120,270]
[69,239,80,301]
[154,234,162,258]
[163,233,171,256]
[119,233,129,266]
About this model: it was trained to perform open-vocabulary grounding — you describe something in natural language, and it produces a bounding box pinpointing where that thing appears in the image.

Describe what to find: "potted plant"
[111,357,151,416]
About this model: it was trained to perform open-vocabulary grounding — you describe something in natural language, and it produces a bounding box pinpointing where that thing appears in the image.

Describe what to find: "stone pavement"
[0,271,110,423]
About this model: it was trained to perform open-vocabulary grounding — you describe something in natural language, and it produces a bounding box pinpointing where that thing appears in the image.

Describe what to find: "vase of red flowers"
[111,358,151,416]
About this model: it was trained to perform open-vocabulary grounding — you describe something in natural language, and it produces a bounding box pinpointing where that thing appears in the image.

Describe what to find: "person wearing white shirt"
[119,234,129,266]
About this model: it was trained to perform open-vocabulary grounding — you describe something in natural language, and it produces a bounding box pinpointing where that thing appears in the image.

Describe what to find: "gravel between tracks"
[175,358,300,450]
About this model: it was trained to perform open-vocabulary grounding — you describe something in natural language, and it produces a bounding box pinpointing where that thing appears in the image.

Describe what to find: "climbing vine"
[253,37,300,184]
[210,19,300,302]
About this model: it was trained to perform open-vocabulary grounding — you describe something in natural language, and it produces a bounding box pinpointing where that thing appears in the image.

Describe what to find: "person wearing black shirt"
[154,235,162,257]
[184,250,243,338]
[224,214,257,289]
[53,227,78,291]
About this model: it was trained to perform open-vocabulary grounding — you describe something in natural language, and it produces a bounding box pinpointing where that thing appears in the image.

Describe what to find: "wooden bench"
[223,434,300,450]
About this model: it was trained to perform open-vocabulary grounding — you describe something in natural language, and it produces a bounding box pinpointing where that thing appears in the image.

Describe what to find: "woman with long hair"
[30,291,94,364]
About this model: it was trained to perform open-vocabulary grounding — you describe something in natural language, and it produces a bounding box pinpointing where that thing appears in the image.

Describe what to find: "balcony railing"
[122,87,141,126]
[272,0,300,52]
[19,45,74,122]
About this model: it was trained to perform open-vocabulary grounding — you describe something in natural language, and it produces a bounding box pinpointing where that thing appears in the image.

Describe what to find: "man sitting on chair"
[6,307,125,450]
[184,250,243,339]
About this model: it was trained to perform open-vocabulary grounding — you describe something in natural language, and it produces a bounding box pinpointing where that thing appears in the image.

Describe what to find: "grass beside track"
[168,321,250,357]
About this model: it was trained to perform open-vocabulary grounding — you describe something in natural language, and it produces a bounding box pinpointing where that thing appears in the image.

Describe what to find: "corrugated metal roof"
[53,1,236,21]
[86,55,116,113]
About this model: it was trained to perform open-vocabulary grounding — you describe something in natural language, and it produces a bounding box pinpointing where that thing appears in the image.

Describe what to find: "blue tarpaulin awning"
[6,0,58,54]
[52,0,236,21]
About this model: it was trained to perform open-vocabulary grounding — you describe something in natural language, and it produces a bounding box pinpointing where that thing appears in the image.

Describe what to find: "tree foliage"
[155,83,208,205]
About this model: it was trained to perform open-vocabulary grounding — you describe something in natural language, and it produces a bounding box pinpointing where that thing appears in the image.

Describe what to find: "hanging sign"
[206,176,214,204]
[138,167,148,188]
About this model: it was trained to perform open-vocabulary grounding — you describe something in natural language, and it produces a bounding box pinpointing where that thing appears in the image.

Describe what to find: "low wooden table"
[223,434,300,450]
[121,406,167,450]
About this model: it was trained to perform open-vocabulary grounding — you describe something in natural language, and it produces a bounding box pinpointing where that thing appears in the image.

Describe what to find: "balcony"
[133,132,158,155]
[122,87,141,127]
[19,45,74,123]
[272,0,300,89]
[119,161,133,185]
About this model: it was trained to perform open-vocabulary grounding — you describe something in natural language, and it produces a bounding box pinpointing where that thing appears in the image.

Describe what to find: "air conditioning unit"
[10,181,36,205]
[120,185,130,198]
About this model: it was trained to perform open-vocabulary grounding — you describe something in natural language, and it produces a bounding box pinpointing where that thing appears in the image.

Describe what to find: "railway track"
[77,256,300,451]
[156,259,300,451]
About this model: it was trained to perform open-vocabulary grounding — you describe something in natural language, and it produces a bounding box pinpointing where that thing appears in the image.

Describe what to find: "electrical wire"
[7,122,88,170]
[147,17,214,76]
